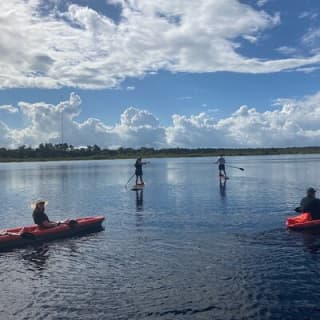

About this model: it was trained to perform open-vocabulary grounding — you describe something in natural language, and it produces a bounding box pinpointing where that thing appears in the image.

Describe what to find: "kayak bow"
[286,213,320,230]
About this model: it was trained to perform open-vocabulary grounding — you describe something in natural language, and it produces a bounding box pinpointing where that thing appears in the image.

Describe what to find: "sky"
[1,0,320,149]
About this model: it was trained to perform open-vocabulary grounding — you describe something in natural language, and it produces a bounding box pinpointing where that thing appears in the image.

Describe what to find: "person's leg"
[42,220,58,228]
[222,165,226,176]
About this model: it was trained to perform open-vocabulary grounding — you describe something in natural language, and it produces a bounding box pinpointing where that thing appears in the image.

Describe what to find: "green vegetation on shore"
[1,143,320,162]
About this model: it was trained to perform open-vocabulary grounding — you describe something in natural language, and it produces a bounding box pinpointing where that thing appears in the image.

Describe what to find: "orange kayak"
[286,213,320,230]
[0,216,105,251]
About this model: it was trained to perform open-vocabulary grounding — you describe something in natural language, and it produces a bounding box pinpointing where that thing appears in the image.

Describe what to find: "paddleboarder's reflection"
[219,178,227,197]
[135,190,144,229]
[135,190,144,212]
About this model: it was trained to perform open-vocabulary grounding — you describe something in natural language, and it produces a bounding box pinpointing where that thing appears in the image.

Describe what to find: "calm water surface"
[1,155,320,320]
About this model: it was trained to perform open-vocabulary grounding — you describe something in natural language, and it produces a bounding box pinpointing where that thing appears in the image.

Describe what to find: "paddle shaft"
[125,173,136,188]
[0,231,36,240]
[57,219,78,227]
[225,165,244,171]
[0,231,21,236]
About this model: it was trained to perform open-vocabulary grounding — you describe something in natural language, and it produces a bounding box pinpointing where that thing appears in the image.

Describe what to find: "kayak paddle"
[0,231,36,240]
[226,165,244,171]
[57,219,78,228]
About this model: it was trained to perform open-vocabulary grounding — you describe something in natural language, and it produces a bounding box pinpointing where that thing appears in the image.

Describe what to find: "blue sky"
[1,0,320,149]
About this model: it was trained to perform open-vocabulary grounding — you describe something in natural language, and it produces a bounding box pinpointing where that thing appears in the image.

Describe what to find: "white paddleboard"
[131,184,145,191]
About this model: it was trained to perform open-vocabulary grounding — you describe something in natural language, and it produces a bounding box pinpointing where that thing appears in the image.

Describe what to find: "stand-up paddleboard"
[131,184,145,191]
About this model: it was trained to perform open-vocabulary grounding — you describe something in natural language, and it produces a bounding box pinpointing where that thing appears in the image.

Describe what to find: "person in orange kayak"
[32,200,58,228]
[297,188,320,220]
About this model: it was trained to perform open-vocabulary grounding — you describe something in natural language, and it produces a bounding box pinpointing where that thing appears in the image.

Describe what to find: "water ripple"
[2,157,320,319]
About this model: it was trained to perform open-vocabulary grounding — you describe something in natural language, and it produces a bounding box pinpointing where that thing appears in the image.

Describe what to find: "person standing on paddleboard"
[216,155,227,177]
[134,157,148,185]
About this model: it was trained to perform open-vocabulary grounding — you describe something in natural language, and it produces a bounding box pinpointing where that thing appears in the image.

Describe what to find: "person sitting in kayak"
[32,200,58,228]
[296,188,320,220]
[215,155,227,177]
[134,157,148,185]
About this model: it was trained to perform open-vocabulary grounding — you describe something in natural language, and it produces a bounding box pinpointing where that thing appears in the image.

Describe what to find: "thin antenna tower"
[61,109,64,144]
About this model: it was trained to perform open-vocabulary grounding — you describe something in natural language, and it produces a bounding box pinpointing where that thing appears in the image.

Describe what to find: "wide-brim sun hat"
[31,200,48,209]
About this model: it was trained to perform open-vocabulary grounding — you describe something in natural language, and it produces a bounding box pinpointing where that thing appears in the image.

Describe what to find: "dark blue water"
[1,155,320,320]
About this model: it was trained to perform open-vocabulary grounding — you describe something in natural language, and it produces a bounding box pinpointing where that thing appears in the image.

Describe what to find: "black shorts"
[219,164,225,170]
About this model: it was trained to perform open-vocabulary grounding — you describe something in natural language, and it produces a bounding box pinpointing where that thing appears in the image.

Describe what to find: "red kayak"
[0,216,105,251]
[286,213,320,230]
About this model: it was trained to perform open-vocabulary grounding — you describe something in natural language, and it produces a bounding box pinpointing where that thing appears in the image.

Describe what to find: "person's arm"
[300,198,304,207]
[294,198,305,212]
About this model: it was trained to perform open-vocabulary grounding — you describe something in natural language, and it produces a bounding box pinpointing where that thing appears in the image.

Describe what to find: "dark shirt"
[300,196,320,220]
[33,209,50,226]
[135,160,143,176]
[300,196,314,209]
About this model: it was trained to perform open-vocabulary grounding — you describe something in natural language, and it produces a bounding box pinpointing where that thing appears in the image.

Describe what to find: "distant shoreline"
[1,144,320,162]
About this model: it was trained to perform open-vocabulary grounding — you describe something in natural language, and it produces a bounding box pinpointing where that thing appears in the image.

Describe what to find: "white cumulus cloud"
[0,0,319,89]
[0,121,12,146]
[167,93,320,148]
[166,113,230,148]
[0,94,166,149]
[2,92,320,149]
[0,105,19,113]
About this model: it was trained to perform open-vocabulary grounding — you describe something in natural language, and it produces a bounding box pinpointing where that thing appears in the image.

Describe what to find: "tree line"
[0,143,320,162]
